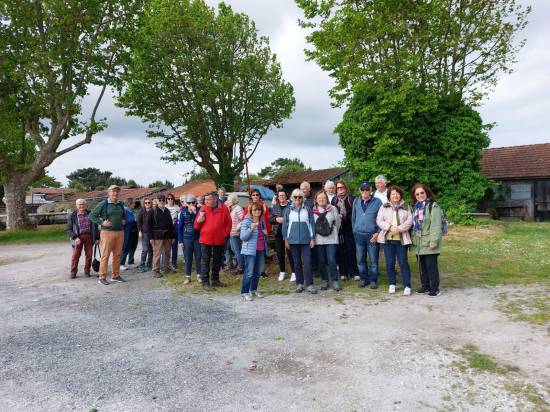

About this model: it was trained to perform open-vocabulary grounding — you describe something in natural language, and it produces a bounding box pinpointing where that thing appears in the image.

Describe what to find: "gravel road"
[0,242,548,411]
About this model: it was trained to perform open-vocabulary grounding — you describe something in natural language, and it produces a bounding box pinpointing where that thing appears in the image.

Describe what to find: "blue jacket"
[123,207,138,233]
[178,207,200,242]
[282,203,315,244]
[240,216,268,256]
[352,196,382,235]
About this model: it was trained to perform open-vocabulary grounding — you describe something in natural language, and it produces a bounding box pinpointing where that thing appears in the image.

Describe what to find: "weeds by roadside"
[0,224,67,244]
[495,290,550,335]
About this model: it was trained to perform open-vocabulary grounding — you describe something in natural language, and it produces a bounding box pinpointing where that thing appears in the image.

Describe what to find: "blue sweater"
[282,203,315,244]
[351,196,382,235]
[177,207,200,242]
[240,216,267,256]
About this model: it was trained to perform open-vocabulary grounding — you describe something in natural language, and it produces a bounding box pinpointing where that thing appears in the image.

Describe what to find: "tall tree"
[118,0,295,189]
[296,0,530,105]
[0,0,141,229]
[30,173,62,189]
[67,168,113,191]
[148,180,174,189]
[258,157,310,179]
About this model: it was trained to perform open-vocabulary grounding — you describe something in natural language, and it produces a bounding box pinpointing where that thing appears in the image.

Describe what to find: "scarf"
[335,194,347,220]
[413,200,429,235]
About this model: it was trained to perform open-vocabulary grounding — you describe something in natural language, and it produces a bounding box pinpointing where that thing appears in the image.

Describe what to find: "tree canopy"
[148,180,174,189]
[296,0,530,105]
[258,157,310,179]
[118,0,295,188]
[67,168,130,191]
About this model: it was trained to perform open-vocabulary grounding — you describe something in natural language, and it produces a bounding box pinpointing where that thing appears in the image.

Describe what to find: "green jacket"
[411,202,443,255]
[90,200,125,231]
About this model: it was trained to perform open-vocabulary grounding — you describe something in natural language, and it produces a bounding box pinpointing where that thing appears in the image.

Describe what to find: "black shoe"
[358,280,367,288]
[416,287,429,294]
[211,280,227,288]
[369,282,378,289]
[110,276,126,283]
[428,290,442,297]
[260,272,268,279]
[84,272,91,278]
[98,278,110,286]
[202,282,212,290]
[69,273,76,279]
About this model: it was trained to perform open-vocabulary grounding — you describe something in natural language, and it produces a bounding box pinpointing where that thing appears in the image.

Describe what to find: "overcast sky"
[48,0,550,187]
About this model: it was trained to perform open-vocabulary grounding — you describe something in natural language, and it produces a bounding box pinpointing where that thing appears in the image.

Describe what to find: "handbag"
[92,244,102,273]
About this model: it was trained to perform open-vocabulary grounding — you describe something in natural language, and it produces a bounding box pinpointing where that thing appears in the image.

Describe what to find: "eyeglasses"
[167,198,174,201]
[187,201,196,205]
[158,199,165,202]
[415,191,426,196]
[336,186,345,189]
[360,188,371,192]
[251,193,260,197]
[144,201,151,204]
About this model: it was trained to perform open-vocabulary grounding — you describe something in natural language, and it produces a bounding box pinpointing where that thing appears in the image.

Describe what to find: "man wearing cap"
[194,191,232,289]
[352,182,382,289]
[90,185,127,285]
[147,194,176,278]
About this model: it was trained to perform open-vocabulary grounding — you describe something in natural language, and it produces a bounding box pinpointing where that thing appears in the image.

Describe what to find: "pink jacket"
[229,204,244,237]
[376,202,413,245]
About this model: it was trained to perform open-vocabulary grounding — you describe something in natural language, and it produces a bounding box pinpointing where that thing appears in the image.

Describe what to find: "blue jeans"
[290,244,313,286]
[354,233,379,283]
[229,236,243,270]
[383,240,411,287]
[140,233,153,268]
[317,244,338,282]
[241,252,265,294]
[183,238,201,276]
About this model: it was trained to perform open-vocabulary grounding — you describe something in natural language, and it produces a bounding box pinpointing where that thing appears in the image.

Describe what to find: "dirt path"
[0,242,548,411]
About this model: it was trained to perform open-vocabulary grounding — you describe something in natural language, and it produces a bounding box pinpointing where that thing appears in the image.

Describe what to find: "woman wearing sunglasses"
[410,183,443,297]
[243,188,272,278]
[240,203,268,301]
[282,189,317,294]
[177,194,202,284]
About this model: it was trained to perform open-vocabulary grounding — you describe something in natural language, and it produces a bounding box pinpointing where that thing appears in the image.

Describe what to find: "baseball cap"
[157,194,166,201]
[107,184,121,191]
[359,182,372,191]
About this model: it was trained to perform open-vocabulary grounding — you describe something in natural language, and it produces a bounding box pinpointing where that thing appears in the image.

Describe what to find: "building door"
[534,180,550,221]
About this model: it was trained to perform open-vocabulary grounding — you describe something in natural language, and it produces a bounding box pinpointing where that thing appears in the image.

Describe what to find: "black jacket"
[270,202,290,237]
[67,210,99,246]
[147,206,176,240]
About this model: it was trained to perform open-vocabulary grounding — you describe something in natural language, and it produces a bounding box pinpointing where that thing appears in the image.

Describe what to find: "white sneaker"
[278,272,285,281]
[354,275,360,281]
[120,265,127,271]
[403,287,411,296]
[290,273,296,282]
[340,275,345,280]
[389,284,396,294]
[242,293,253,301]
[252,291,265,298]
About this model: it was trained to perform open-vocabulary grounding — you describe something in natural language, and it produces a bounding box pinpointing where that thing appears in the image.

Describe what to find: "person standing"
[283,189,317,294]
[243,188,271,277]
[374,175,389,204]
[226,194,244,275]
[67,199,99,278]
[332,180,358,281]
[270,189,295,282]
[352,182,382,289]
[137,197,153,272]
[313,191,341,291]
[166,193,179,271]
[410,183,443,297]
[300,181,318,277]
[147,194,176,278]
[194,192,232,289]
[217,187,228,203]
[376,186,413,296]
[324,180,337,203]
[178,194,202,284]
[240,203,268,301]
[90,185,127,285]
[120,198,139,270]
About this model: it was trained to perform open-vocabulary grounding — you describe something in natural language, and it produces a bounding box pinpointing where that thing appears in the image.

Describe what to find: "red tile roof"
[267,167,348,186]
[161,179,217,199]
[481,143,550,180]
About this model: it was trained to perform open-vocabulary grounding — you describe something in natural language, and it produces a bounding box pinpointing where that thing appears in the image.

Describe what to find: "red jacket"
[194,201,232,245]
[243,201,272,233]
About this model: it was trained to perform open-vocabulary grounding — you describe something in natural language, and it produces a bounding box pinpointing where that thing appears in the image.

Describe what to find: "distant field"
[0,224,67,244]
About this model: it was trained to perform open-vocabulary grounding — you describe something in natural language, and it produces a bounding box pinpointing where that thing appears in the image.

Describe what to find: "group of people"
[67,176,443,299]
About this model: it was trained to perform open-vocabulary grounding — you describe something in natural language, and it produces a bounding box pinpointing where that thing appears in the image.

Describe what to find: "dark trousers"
[171,241,178,267]
[336,230,358,278]
[290,244,313,287]
[140,233,153,268]
[383,241,411,287]
[183,238,201,276]
[418,253,440,293]
[274,235,294,273]
[200,244,224,284]
[121,229,139,265]
[317,243,338,282]
[70,232,93,275]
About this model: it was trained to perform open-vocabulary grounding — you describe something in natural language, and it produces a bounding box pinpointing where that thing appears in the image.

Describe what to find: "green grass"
[0,224,67,244]
[453,344,521,375]
[495,291,550,334]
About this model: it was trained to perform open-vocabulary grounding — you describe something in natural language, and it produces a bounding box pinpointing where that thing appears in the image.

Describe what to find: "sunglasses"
[415,191,426,196]
[293,196,303,199]
[251,193,260,197]
[360,188,371,192]
[337,186,345,189]
[144,201,151,204]
[187,201,196,205]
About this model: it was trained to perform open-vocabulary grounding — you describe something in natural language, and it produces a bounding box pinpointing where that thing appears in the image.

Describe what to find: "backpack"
[315,211,335,237]
[429,203,449,236]
[100,199,125,222]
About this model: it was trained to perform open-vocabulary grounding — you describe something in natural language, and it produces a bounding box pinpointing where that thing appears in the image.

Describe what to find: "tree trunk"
[3,175,34,230]
[216,165,237,192]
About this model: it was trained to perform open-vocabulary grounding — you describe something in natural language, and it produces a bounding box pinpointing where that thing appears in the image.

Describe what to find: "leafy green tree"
[0,0,141,229]
[185,168,212,183]
[118,0,295,189]
[296,0,530,105]
[108,176,129,187]
[30,173,62,189]
[67,168,113,191]
[258,157,310,179]
[337,83,492,209]
[126,179,141,188]
[148,180,174,189]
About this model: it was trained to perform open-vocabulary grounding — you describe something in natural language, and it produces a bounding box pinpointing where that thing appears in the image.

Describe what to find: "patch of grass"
[454,344,521,375]
[272,336,284,341]
[495,290,550,333]
[504,381,549,410]
[334,295,345,305]
[0,224,67,244]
